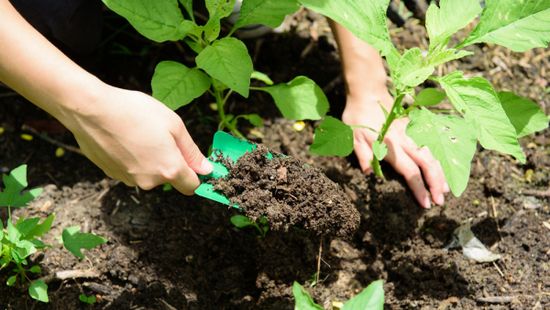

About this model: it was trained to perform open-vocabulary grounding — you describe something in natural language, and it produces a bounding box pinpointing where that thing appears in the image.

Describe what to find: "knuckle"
[160,165,183,181]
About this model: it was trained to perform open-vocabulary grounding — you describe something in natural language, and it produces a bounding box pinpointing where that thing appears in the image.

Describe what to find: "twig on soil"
[316,237,323,285]
[492,262,505,278]
[83,282,112,295]
[490,196,503,241]
[476,296,515,304]
[522,188,550,198]
[21,124,83,155]
[158,299,178,310]
[40,269,100,283]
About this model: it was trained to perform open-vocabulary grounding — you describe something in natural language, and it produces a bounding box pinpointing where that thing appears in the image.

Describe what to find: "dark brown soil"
[212,145,360,237]
[0,6,549,310]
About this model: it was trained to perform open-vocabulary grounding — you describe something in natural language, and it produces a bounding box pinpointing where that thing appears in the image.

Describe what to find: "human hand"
[342,91,449,208]
[61,85,212,195]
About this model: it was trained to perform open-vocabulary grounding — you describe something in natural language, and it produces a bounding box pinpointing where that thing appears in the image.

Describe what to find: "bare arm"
[0,0,212,194]
[330,20,448,208]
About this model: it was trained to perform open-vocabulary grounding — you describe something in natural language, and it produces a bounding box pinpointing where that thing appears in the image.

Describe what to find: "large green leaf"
[298,0,400,68]
[29,280,49,303]
[292,282,324,310]
[196,37,253,97]
[498,91,549,137]
[407,109,477,196]
[342,280,385,310]
[438,72,525,162]
[260,76,329,120]
[425,0,482,48]
[394,48,434,88]
[102,0,192,42]
[461,0,550,51]
[152,61,211,110]
[310,117,354,157]
[0,165,42,208]
[234,0,300,29]
[62,226,107,260]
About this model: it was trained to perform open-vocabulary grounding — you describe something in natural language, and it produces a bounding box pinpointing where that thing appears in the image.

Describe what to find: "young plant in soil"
[293,279,384,310]
[102,0,330,138]
[305,0,549,197]
[0,165,106,303]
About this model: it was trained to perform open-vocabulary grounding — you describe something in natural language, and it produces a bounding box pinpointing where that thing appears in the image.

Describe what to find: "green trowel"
[195,131,269,208]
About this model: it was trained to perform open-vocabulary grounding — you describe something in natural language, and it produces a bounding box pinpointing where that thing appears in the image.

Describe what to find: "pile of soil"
[211,145,360,237]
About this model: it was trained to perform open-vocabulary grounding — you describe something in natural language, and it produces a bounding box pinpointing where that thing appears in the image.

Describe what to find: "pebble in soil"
[211,145,360,237]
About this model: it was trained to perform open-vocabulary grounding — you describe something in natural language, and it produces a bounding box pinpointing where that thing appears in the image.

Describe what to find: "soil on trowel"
[212,145,360,237]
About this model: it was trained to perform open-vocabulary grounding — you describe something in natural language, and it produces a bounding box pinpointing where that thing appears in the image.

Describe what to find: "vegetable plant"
[1,165,106,303]
[102,0,329,139]
[293,279,384,310]
[101,0,548,197]
[305,0,549,196]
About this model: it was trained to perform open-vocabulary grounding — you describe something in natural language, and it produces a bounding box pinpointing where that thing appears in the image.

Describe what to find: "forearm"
[0,0,105,129]
[329,20,389,101]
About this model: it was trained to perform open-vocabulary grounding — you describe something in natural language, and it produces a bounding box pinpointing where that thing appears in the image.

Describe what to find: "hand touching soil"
[343,92,450,209]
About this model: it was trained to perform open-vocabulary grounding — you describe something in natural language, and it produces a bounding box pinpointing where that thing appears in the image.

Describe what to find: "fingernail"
[444,182,450,193]
[200,158,213,175]
[435,193,445,206]
[423,197,431,209]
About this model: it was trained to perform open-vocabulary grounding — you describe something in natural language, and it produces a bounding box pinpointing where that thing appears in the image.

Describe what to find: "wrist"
[50,73,110,131]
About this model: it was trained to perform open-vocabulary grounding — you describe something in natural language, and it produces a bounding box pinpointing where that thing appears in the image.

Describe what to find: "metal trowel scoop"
[194,131,271,208]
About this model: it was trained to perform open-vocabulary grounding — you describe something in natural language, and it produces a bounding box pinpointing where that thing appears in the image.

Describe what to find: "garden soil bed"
[1,9,549,310]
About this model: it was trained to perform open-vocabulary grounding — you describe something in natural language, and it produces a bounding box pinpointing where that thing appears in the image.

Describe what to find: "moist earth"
[211,145,360,237]
[0,8,549,310]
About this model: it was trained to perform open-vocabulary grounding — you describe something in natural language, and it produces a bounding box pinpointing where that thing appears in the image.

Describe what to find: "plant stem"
[371,93,405,178]
[213,86,244,139]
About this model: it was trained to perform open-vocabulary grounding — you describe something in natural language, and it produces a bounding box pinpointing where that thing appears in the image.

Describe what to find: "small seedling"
[230,214,269,237]
[0,165,106,303]
[79,293,97,305]
[293,279,384,310]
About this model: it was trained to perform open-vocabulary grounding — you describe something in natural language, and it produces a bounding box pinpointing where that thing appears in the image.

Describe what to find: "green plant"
[1,165,106,303]
[102,0,329,139]
[293,279,384,310]
[79,293,97,305]
[103,0,547,198]
[230,214,269,237]
[305,0,549,196]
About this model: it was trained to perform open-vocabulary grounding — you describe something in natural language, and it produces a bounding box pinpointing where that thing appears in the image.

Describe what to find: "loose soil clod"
[211,145,360,237]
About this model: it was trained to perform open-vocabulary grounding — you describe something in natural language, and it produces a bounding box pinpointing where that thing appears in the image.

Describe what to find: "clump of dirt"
[212,145,360,237]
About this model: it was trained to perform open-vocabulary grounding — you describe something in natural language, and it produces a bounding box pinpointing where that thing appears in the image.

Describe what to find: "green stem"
[371,93,405,178]
[213,87,244,139]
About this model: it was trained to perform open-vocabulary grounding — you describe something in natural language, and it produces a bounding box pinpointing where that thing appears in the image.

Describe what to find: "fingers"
[385,146,432,209]
[173,122,213,176]
[163,162,201,196]
[354,134,374,174]
[403,144,447,206]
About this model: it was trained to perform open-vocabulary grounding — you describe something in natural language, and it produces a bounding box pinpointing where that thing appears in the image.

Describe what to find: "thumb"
[174,126,213,175]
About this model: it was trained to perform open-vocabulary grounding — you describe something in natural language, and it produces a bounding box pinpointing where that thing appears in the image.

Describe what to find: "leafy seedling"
[79,293,97,305]
[1,165,106,303]
[293,280,384,310]
[230,215,269,237]
[304,0,548,197]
